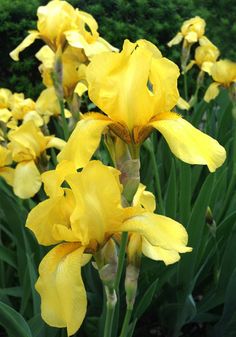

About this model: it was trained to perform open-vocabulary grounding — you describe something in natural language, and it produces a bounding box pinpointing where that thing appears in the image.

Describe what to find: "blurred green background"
[0,0,235,98]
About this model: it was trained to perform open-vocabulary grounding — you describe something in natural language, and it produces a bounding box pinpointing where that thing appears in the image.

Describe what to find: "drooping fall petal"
[121,212,192,253]
[13,161,42,199]
[142,238,181,265]
[35,243,87,336]
[10,31,40,61]
[204,82,220,102]
[150,113,226,172]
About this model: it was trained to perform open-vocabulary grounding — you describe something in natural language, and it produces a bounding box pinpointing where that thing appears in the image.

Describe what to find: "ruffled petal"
[26,189,76,245]
[132,184,156,212]
[13,161,42,199]
[150,113,226,172]
[204,82,220,102]
[35,243,87,336]
[42,160,77,198]
[10,31,40,61]
[57,114,112,169]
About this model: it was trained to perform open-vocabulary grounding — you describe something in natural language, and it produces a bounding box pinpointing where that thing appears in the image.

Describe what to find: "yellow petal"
[122,212,192,252]
[133,184,156,212]
[57,114,112,169]
[177,97,190,110]
[150,57,180,114]
[8,120,48,160]
[66,160,124,245]
[35,243,87,336]
[10,31,40,61]
[142,238,181,265]
[46,137,66,150]
[42,160,77,198]
[26,190,76,245]
[150,113,226,172]
[0,108,12,123]
[0,167,14,186]
[86,39,159,130]
[23,110,44,127]
[167,32,183,47]
[185,60,196,72]
[185,31,198,43]
[204,82,220,102]
[74,82,88,96]
[13,161,42,199]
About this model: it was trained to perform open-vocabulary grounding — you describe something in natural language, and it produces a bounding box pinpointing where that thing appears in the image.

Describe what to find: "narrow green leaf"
[0,246,16,268]
[133,278,158,319]
[165,158,177,218]
[0,300,32,337]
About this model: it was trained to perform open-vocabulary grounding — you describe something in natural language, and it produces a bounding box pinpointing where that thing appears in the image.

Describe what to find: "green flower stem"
[103,286,117,337]
[119,308,132,337]
[114,232,129,290]
[58,96,69,141]
[144,139,165,214]
[183,71,188,101]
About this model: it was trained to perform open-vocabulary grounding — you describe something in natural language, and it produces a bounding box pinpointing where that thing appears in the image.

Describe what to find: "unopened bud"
[125,264,140,309]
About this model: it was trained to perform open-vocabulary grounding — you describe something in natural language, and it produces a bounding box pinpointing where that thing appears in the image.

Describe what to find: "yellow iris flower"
[36,45,88,98]
[26,160,191,335]
[8,121,65,198]
[186,37,220,73]
[204,60,236,102]
[58,39,226,172]
[10,0,117,61]
[0,145,14,186]
[168,16,206,47]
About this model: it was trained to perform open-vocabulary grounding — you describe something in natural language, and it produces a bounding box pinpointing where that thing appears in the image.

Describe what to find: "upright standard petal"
[150,113,226,172]
[35,243,87,336]
[86,39,157,130]
[13,161,42,199]
[67,161,124,245]
[57,114,112,168]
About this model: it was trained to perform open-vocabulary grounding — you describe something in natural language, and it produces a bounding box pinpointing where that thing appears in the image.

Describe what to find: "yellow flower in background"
[186,37,220,73]
[35,87,71,123]
[36,45,88,98]
[58,39,226,172]
[10,0,117,61]
[0,88,12,124]
[26,160,191,335]
[8,121,65,198]
[168,16,206,47]
[204,60,236,102]
[0,145,14,186]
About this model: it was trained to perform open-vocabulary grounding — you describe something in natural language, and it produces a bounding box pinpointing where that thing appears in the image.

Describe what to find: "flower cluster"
[1,3,232,337]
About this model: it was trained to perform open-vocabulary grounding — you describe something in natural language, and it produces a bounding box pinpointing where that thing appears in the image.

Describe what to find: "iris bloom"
[10,0,117,61]
[0,91,45,129]
[8,121,65,198]
[26,160,191,335]
[186,37,220,73]
[204,60,236,102]
[168,16,206,47]
[58,39,226,172]
[0,145,14,186]
[36,45,88,98]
